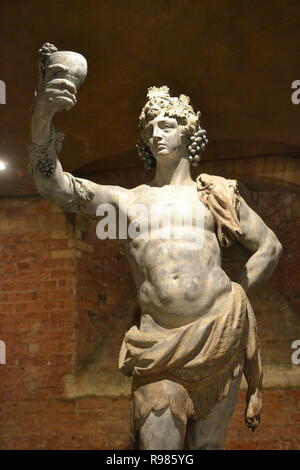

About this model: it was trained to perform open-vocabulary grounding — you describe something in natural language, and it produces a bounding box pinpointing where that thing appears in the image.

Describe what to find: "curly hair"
[139,86,201,143]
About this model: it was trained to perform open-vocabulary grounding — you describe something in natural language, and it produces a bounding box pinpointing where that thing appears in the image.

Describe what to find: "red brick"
[289,389,300,403]
[18,233,49,242]
[281,440,299,450]
[0,264,16,273]
[292,413,300,424]
[42,280,57,289]
[0,321,16,334]
[257,440,283,450]
[0,439,15,450]
[76,398,109,410]
[14,437,47,450]
[51,270,74,279]
[17,263,29,270]
[0,303,14,313]
[48,401,75,413]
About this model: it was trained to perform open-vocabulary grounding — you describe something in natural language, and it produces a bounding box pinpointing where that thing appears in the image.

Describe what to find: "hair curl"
[139,86,200,143]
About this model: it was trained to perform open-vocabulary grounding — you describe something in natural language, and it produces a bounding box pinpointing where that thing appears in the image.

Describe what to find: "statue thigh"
[138,375,242,450]
[139,407,186,450]
[186,375,242,450]
[137,379,188,450]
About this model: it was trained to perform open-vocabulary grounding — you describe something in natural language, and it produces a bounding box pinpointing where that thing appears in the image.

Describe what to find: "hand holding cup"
[33,43,87,117]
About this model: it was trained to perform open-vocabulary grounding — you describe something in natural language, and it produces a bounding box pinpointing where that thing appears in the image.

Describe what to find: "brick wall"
[253,191,300,313]
[1,391,299,450]
[0,195,135,450]
[0,198,77,448]
[0,175,299,450]
[226,389,300,450]
[74,217,136,370]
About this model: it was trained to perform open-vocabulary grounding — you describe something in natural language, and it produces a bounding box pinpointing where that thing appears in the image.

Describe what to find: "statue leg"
[132,379,193,450]
[139,407,186,450]
[186,376,242,450]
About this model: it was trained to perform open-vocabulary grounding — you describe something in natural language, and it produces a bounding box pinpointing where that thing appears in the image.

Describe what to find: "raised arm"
[237,196,283,292]
[29,44,129,217]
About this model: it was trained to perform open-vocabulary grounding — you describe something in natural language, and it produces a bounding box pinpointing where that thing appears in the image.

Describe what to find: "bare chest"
[122,185,215,235]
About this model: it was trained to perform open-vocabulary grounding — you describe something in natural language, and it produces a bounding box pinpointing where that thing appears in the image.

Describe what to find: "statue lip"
[156,143,166,150]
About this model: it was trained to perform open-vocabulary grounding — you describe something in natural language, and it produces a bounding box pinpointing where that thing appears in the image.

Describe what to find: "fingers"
[45,78,77,95]
[51,96,75,112]
[44,78,77,111]
[47,63,69,74]
[245,414,260,431]
[45,87,77,106]
[37,75,78,114]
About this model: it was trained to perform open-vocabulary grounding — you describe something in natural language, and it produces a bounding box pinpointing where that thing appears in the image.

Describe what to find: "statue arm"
[236,196,283,292]
[29,69,129,216]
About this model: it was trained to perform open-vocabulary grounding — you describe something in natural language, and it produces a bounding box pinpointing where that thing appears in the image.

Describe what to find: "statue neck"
[153,155,193,187]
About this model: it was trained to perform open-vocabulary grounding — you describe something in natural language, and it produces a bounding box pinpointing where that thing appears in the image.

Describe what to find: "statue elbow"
[262,233,283,267]
[268,237,283,267]
[271,237,283,260]
[276,240,283,258]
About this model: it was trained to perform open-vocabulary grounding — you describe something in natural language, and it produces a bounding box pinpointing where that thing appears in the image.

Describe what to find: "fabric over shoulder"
[196,173,243,247]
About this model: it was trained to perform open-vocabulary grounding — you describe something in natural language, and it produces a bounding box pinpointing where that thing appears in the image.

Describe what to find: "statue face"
[145,112,183,161]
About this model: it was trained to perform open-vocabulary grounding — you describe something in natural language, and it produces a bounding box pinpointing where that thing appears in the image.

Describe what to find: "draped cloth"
[119,283,259,429]
[196,173,244,247]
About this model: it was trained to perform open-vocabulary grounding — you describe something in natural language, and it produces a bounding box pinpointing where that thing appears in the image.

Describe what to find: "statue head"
[138,86,207,169]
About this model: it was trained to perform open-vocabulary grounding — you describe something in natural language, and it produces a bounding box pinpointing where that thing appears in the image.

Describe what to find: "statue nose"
[152,128,163,140]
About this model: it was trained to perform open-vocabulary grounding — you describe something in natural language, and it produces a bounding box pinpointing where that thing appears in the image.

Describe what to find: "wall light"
[0,161,7,171]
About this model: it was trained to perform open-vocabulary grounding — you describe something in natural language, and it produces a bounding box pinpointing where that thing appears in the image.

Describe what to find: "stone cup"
[45,50,87,90]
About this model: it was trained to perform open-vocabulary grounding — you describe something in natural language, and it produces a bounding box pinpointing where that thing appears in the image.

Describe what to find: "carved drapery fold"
[196,173,243,248]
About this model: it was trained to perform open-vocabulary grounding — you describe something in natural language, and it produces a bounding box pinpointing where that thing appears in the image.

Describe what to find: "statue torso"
[118,182,233,328]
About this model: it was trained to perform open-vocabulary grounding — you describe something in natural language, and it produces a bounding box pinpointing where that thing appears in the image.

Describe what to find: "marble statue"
[29,44,282,450]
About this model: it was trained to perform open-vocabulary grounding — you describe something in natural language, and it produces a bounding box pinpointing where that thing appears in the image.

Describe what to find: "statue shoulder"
[196,173,239,198]
[195,173,243,248]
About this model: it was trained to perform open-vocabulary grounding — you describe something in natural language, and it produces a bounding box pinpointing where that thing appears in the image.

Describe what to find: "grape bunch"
[36,156,56,177]
[38,42,58,75]
[136,139,156,169]
[188,128,208,167]
[38,43,57,63]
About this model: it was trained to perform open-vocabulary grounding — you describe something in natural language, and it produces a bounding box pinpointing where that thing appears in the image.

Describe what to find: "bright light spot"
[0,161,7,170]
